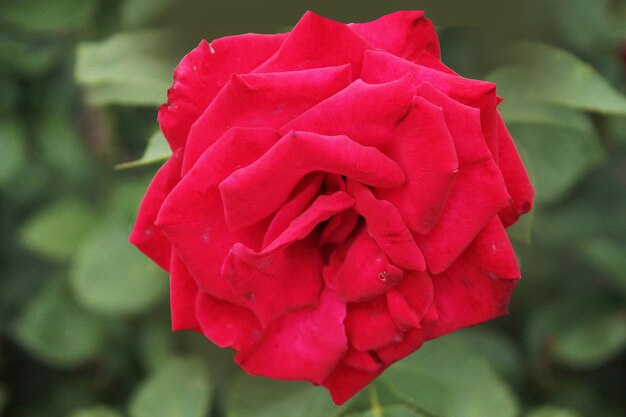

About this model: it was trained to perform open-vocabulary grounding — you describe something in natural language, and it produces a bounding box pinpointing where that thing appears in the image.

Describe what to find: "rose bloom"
[130,10,534,404]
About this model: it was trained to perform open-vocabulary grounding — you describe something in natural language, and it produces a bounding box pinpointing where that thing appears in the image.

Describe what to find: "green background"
[1,0,625,416]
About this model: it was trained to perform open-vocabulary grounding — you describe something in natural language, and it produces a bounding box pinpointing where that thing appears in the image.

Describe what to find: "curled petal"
[129,152,182,271]
[182,64,352,173]
[373,96,458,235]
[349,10,440,62]
[496,115,535,226]
[238,288,348,385]
[348,180,425,271]
[255,11,370,76]
[281,76,417,148]
[386,271,434,331]
[362,50,499,157]
[159,34,286,150]
[345,295,404,351]
[219,131,406,231]
[320,209,360,246]
[324,227,404,303]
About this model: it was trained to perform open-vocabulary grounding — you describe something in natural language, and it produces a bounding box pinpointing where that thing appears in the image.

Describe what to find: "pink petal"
[222,239,324,327]
[361,50,499,157]
[386,271,434,331]
[324,227,404,303]
[159,33,286,150]
[169,254,200,331]
[156,128,279,303]
[349,11,441,62]
[238,288,348,385]
[195,291,262,358]
[182,64,352,173]
[219,131,406,231]
[373,96,459,235]
[322,366,382,405]
[345,296,404,351]
[496,115,535,226]
[254,11,371,77]
[280,76,417,148]
[348,180,425,271]
[129,151,182,271]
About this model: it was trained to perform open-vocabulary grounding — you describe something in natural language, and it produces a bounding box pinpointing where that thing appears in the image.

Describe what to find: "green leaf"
[489,42,626,114]
[507,208,533,244]
[121,0,175,28]
[381,334,518,417]
[0,117,27,188]
[0,0,98,33]
[12,278,106,367]
[525,405,581,417]
[129,358,212,417]
[507,119,605,205]
[75,31,174,106]
[70,225,167,316]
[345,404,423,417]
[116,130,171,169]
[67,405,123,417]
[581,238,626,297]
[20,199,97,262]
[226,376,343,417]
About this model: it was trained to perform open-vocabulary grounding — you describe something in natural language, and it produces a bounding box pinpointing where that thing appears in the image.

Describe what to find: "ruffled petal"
[373,96,458,235]
[345,296,403,351]
[255,11,371,77]
[386,271,434,331]
[238,288,348,385]
[348,180,425,271]
[280,76,417,148]
[156,128,279,303]
[182,64,352,173]
[361,50,499,157]
[169,254,200,331]
[324,227,404,303]
[496,115,535,226]
[349,11,440,62]
[129,151,182,271]
[219,131,406,231]
[159,33,286,150]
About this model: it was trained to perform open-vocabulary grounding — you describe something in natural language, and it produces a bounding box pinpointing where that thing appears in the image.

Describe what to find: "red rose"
[130,10,534,404]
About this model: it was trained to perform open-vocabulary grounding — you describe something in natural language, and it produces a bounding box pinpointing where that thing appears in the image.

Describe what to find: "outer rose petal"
[255,11,371,77]
[129,151,182,271]
[169,254,200,331]
[349,10,441,62]
[157,128,280,303]
[496,115,535,226]
[345,296,404,351]
[182,64,352,173]
[386,271,434,331]
[219,131,406,231]
[238,288,348,385]
[323,366,383,405]
[159,33,286,150]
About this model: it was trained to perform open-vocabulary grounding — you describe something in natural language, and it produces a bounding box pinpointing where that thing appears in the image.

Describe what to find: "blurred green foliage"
[1,1,625,417]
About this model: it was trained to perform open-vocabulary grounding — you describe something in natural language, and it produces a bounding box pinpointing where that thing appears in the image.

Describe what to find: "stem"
[369,385,384,417]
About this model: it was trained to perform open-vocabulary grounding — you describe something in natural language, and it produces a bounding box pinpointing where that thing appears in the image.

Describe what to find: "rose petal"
[345,295,404,351]
[374,95,459,235]
[496,115,535,226]
[159,33,286,150]
[343,348,384,373]
[222,239,324,326]
[349,10,440,62]
[375,327,427,365]
[182,64,352,173]
[157,127,280,303]
[361,50,499,157]
[386,271,434,331]
[320,209,360,246]
[238,288,348,385]
[219,131,406,231]
[169,254,201,331]
[280,76,417,148]
[129,151,182,271]
[195,291,262,357]
[324,227,404,303]
[322,366,382,405]
[348,180,425,271]
[467,216,521,279]
[255,11,371,77]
